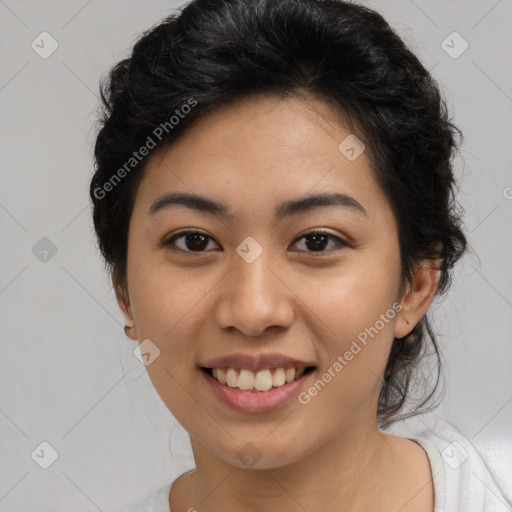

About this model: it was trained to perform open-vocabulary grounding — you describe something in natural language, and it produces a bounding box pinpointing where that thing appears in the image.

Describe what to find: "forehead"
[133,94,390,223]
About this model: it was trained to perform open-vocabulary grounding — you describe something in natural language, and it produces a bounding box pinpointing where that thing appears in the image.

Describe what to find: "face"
[117,94,422,469]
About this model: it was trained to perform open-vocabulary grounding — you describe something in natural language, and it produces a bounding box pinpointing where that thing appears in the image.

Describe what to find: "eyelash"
[162,229,349,255]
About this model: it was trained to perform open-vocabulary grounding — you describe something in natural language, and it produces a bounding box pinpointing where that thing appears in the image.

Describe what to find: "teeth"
[272,368,286,387]
[254,369,272,391]
[238,369,254,390]
[217,368,227,384]
[285,368,295,383]
[226,368,238,387]
[208,367,310,392]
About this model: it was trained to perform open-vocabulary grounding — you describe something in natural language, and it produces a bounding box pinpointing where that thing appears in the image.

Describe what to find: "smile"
[202,366,316,392]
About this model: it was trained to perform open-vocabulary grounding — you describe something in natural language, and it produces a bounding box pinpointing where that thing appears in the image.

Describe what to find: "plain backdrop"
[0,0,511,510]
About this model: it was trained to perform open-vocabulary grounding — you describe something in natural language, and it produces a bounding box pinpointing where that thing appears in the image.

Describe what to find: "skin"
[116,94,440,512]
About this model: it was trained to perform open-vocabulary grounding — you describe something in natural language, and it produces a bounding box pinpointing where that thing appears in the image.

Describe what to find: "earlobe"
[112,274,138,341]
[394,261,440,339]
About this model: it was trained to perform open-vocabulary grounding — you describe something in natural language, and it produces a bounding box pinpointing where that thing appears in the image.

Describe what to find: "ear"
[394,260,440,339]
[113,274,138,341]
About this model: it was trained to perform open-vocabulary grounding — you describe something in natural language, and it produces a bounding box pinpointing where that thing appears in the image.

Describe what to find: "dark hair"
[90,0,467,427]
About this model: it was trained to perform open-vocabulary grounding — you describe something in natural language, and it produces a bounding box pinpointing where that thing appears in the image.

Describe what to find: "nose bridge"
[216,242,294,335]
[235,248,276,300]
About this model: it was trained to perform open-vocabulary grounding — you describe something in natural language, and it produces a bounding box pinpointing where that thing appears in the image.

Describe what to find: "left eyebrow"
[147,191,367,219]
[275,192,367,219]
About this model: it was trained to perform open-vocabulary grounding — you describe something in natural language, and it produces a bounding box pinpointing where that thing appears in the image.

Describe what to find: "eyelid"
[290,229,349,253]
[162,229,220,251]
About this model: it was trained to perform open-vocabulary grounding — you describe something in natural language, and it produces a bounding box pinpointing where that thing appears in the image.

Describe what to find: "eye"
[163,230,220,253]
[291,230,348,254]
[162,229,348,254]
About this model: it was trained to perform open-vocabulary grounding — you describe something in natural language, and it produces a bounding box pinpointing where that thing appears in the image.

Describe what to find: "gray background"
[0,0,511,510]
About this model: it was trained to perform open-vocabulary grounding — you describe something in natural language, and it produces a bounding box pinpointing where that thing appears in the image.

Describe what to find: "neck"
[172,416,399,512]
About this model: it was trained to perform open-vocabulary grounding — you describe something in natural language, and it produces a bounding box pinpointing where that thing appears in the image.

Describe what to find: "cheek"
[298,276,398,428]
[126,263,206,416]
[300,255,400,344]
[295,254,400,411]
[128,254,216,337]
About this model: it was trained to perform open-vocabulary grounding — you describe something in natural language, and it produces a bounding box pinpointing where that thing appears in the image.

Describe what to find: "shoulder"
[384,416,512,512]
[126,483,172,512]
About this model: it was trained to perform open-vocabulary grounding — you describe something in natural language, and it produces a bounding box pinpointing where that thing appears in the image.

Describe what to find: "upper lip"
[201,352,316,371]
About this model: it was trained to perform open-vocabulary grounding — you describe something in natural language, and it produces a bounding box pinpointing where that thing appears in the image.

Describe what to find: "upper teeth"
[211,367,306,391]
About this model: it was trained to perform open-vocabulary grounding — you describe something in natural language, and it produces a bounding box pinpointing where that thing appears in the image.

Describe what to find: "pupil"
[186,233,208,251]
[306,233,328,251]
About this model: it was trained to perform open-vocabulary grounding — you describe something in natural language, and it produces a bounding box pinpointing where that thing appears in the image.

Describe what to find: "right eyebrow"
[148,192,232,218]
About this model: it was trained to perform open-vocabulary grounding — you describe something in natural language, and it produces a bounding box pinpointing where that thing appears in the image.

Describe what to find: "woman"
[90,0,511,510]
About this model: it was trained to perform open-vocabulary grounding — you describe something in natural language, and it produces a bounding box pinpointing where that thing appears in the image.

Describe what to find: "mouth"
[201,365,316,393]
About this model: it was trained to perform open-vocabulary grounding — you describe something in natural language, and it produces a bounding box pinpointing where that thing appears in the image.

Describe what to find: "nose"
[214,248,295,337]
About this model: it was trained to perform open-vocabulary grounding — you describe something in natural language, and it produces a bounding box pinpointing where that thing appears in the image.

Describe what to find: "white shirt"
[126,418,512,512]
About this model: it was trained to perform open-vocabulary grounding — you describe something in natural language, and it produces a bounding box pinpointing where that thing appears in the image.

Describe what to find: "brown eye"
[291,231,348,253]
[164,231,219,252]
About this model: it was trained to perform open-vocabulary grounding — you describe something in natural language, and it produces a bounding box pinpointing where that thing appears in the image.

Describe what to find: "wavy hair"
[90,0,467,427]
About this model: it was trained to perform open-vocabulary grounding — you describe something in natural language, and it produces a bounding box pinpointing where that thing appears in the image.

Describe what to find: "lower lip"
[200,369,314,413]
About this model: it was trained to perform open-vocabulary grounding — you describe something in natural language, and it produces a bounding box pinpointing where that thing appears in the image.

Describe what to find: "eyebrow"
[148,191,367,219]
